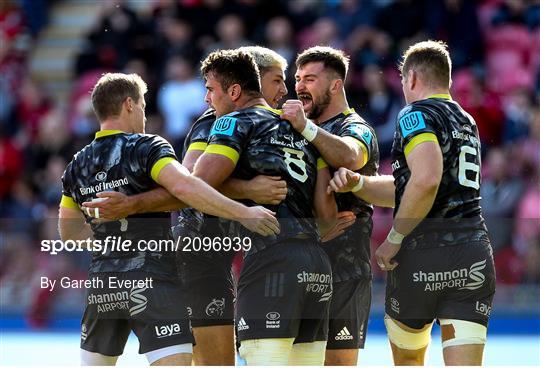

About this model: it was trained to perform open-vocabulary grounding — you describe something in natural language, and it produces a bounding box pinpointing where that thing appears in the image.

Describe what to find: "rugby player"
[281,46,379,365]
[81,46,290,365]
[328,41,495,366]
[58,73,278,366]
[196,49,336,365]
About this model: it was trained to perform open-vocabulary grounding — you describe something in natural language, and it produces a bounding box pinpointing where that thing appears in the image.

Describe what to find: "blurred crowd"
[1,0,539,320]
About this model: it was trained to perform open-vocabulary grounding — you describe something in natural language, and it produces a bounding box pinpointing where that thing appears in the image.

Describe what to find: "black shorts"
[235,240,332,344]
[386,240,496,329]
[327,278,371,349]
[178,250,236,327]
[80,272,192,356]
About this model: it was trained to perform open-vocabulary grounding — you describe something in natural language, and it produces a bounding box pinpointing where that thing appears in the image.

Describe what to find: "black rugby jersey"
[206,105,324,254]
[61,130,178,276]
[391,95,488,250]
[175,108,232,260]
[320,109,380,282]
[181,108,215,159]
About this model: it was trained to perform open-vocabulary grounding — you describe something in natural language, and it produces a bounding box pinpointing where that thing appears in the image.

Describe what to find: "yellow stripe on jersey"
[343,108,356,116]
[404,133,438,157]
[317,158,328,170]
[186,141,208,152]
[205,144,240,165]
[255,104,283,115]
[95,130,124,139]
[60,194,79,209]
[150,157,176,182]
[350,138,369,165]
[428,93,452,100]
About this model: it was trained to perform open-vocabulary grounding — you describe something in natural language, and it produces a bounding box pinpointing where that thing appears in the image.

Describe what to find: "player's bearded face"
[295,62,332,120]
[298,87,331,120]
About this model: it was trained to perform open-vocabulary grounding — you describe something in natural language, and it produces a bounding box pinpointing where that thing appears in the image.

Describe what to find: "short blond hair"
[238,46,288,75]
[91,73,147,121]
[399,40,452,88]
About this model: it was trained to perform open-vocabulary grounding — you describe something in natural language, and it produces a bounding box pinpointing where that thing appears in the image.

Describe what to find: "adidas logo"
[237,317,249,331]
[335,326,354,340]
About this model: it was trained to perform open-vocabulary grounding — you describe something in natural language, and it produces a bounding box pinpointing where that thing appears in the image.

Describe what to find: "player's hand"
[321,211,356,242]
[280,100,308,132]
[246,175,287,205]
[81,191,134,220]
[239,206,280,236]
[327,167,361,194]
[375,239,400,271]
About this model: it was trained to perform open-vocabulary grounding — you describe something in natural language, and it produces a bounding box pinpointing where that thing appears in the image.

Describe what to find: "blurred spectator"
[326,0,377,39]
[513,168,540,254]
[298,17,343,51]
[123,58,158,115]
[0,0,25,40]
[284,0,320,32]
[26,109,73,182]
[375,0,428,48]
[205,14,250,54]
[502,88,535,144]
[350,63,401,158]
[481,147,524,252]
[75,1,146,75]
[426,0,483,68]
[153,16,196,78]
[265,17,295,65]
[0,134,23,200]
[514,107,540,175]
[355,30,394,70]
[157,55,206,148]
[521,235,540,284]
[485,2,535,95]
[491,0,529,27]
[16,78,52,144]
[453,69,505,148]
[0,25,26,132]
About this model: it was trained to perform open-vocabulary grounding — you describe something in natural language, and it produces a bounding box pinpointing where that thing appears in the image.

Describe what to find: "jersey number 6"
[458,145,480,190]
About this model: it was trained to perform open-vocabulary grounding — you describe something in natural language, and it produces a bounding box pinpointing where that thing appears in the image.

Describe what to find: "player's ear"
[409,70,417,90]
[124,97,134,113]
[330,78,343,94]
[229,84,241,101]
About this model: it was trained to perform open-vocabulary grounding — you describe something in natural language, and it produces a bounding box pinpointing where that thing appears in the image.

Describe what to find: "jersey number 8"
[282,148,308,183]
[458,145,480,190]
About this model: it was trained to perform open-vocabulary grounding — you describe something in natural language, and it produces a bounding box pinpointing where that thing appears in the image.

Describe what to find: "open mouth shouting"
[298,93,313,111]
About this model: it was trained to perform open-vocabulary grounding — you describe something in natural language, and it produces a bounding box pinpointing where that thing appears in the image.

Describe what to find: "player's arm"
[313,160,338,236]
[81,142,208,219]
[219,176,287,205]
[58,195,92,241]
[281,100,365,170]
[174,141,289,205]
[393,140,442,234]
[328,168,395,208]
[81,187,184,219]
[156,158,279,235]
[376,134,442,270]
